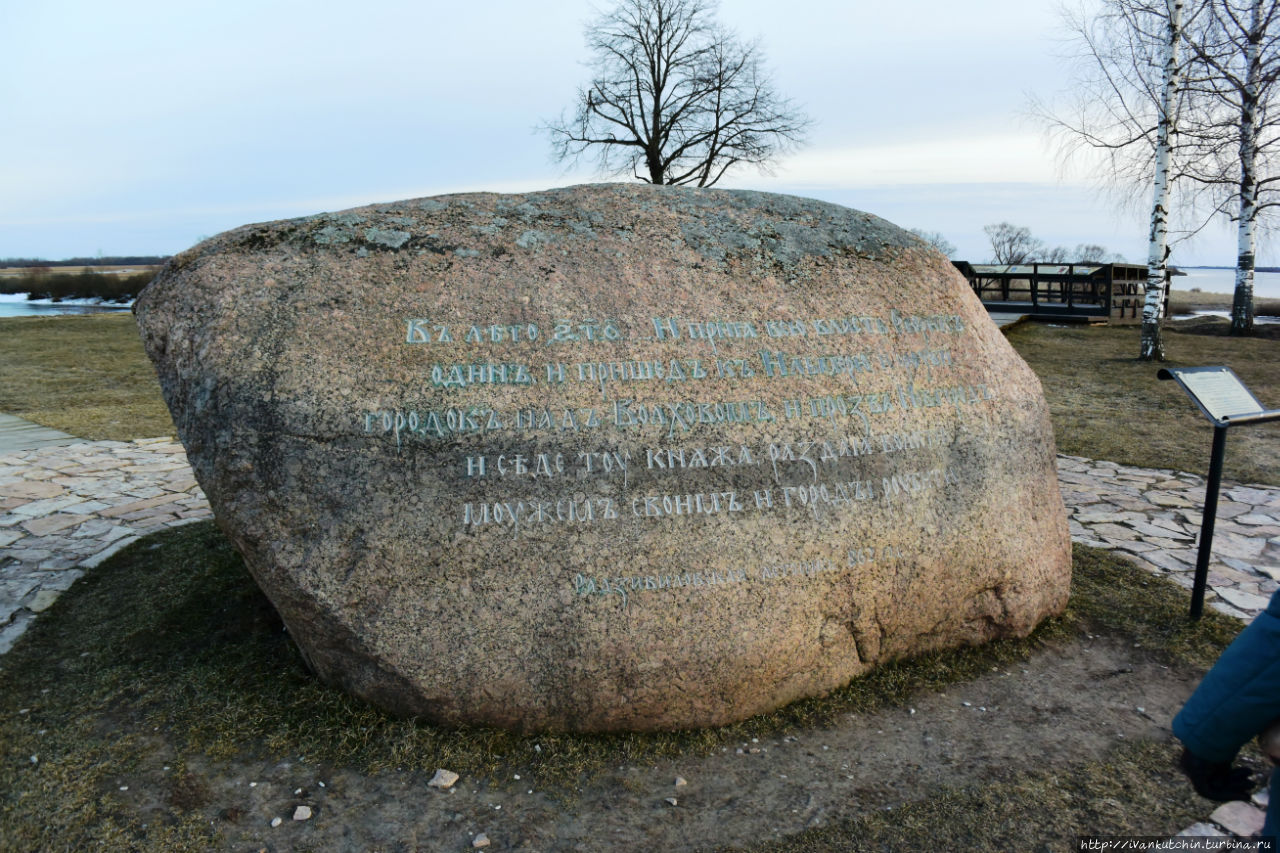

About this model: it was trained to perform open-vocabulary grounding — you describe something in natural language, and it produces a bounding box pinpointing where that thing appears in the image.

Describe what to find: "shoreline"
[0,293,133,308]
[1168,287,1280,317]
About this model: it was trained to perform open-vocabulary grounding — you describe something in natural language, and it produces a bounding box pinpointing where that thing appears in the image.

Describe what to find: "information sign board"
[1165,367,1264,423]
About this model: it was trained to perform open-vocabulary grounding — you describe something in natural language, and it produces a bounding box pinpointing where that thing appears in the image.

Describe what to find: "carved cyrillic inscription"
[376,309,992,562]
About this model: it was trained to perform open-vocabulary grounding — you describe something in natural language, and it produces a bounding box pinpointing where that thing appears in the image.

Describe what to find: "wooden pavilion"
[952,262,1163,325]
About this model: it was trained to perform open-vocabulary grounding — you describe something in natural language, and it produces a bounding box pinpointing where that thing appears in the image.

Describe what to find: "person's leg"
[1174,591,1280,764]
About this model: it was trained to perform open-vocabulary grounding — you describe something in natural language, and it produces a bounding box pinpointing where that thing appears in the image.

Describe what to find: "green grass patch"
[0,526,1241,849]
[1006,319,1280,485]
[0,314,172,440]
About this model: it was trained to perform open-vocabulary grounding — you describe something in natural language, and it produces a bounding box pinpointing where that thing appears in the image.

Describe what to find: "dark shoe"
[1180,747,1256,802]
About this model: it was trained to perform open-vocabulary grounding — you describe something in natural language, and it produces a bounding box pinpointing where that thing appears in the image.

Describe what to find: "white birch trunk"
[1141,0,1184,360]
[1232,0,1261,335]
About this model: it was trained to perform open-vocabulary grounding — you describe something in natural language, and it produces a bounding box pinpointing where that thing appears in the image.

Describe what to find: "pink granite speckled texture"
[134,183,1070,732]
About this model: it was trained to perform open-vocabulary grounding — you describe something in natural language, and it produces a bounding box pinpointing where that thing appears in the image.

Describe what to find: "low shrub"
[1,270,155,302]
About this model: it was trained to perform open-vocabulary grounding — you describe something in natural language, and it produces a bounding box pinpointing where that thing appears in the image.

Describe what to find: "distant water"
[0,294,133,318]
[1174,267,1280,299]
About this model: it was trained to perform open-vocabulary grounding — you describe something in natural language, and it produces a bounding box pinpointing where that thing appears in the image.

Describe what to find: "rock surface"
[134,183,1070,731]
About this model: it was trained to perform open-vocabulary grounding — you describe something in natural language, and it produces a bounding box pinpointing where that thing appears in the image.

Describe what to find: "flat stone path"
[0,438,209,652]
[1058,454,1280,620]
[0,413,80,453]
[2,438,1279,838]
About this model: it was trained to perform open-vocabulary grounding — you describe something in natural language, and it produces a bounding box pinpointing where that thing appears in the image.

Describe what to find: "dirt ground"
[102,636,1201,852]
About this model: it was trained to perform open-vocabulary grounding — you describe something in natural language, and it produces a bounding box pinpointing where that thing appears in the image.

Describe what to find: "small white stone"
[292,805,312,821]
[318,781,325,787]
[428,768,460,789]
[962,701,972,707]
[472,832,491,848]
[513,774,520,780]
[665,797,679,806]
[249,781,257,787]
[119,786,128,791]
[674,776,687,787]
[29,755,37,764]
[270,817,282,828]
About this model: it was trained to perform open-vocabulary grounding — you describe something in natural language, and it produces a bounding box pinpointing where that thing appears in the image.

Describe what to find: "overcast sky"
[0,0,1250,265]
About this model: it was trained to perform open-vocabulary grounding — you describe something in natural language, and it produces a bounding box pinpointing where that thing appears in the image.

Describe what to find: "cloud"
[753,133,1080,189]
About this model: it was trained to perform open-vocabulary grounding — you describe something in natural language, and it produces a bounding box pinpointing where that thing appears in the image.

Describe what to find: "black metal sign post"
[1157,366,1280,619]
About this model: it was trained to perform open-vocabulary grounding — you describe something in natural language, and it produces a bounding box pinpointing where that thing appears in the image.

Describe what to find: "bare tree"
[1181,0,1280,334]
[1142,0,1186,360]
[1036,0,1213,359]
[1074,243,1129,262]
[1041,0,1280,347]
[908,228,957,257]
[545,0,810,186]
[983,223,1126,264]
[984,222,1045,264]
[1041,244,1073,263]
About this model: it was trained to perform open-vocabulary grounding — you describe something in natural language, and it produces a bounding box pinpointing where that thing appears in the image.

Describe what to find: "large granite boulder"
[135,184,1070,732]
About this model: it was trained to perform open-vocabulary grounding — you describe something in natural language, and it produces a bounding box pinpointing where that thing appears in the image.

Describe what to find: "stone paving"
[0,437,210,653]
[2,438,1280,837]
[0,412,78,453]
[1058,454,1280,621]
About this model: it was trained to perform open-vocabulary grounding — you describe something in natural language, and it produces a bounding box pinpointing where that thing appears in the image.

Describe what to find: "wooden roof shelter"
[952,262,1162,325]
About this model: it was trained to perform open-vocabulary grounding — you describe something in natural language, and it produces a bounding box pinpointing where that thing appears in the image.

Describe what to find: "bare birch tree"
[1143,0,1186,360]
[544,0,809,186]
[1042,0,1280,347]
[1036,0,1211,360]
[1181,0,1280,335]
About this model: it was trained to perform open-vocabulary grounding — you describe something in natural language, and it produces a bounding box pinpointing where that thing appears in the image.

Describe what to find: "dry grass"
[0,314,173,440]
[722,739,1218,853]
[1006,317,1280,485]
[1168,287,1280,316]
